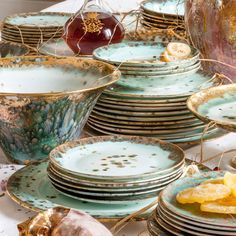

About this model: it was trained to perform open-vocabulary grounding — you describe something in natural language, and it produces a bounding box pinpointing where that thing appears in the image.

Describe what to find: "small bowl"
[0,56,120,164]
[18,207,112,236]
[0,41,29,58]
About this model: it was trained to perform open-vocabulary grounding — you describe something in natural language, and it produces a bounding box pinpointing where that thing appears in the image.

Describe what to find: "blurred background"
[0,0,63,19]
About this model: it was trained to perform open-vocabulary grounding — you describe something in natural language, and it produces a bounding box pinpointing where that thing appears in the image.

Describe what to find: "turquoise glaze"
[0,56,119,164]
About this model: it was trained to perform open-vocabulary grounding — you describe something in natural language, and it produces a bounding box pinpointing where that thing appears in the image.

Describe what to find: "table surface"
[1,1,236,235]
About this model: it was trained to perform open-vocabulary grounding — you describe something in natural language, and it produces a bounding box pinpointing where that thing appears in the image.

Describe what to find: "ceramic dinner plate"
[6,161,157,220]
[49,136,185,181]
[141,0,185,17]
[4,12,71,28]
[93,41,199,68]
[188,84,236,132]
[159,171,236,228]
[105,70,218,98]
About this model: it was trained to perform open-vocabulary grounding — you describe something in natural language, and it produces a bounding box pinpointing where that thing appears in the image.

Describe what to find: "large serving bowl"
[0,56,119,164]
[0,41,29,58]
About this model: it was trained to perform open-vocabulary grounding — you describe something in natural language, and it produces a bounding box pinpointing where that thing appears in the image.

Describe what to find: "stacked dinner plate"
[89,41,223,144]
[47,136,185,204]
[140,0,185,34]
[148,172,236,236]
[1,12,71,50]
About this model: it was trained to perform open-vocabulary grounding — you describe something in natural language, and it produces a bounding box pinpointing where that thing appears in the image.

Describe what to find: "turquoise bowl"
[0,56,119,164]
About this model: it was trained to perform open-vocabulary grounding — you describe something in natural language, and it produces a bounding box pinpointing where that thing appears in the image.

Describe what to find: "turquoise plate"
[159,171,236,228]
[141,0,184,17]
[6,161,157,220]
[93,42,199,68]
[105,70,219,98]
[188,84,236,133]
[49,135,184,181]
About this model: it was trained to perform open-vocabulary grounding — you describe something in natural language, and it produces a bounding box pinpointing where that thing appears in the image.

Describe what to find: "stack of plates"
[148,172,236,236]
[89,42,223,144]
[1,12,71,50]
[140,0,185,33]
[47,136,185,204]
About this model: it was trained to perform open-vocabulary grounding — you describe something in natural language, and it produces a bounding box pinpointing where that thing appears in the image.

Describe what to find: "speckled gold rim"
[187,84,236,132]
[0,56,120,97]
[6,165,153,222]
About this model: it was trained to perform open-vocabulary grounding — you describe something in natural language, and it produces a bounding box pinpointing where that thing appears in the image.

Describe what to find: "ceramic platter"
[147,171,236,236]
[47,136,185,204]
[188,84,236,133]
[7,159,210,222]
[1,12,71,49]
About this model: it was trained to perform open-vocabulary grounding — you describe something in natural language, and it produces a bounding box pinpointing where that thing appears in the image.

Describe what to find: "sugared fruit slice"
[167,42,191,59]
[224,172,236,197]
[176,183,231,204]
[201,195,236,214]
[200,178,224,185]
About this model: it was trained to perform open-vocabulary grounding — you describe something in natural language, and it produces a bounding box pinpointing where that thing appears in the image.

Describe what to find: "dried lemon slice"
[160,50,178,62]
[200,178,224,185]
[167,42,191,59]
[224,172,236,197]
[176,184,231,204]
[201,195,236,214]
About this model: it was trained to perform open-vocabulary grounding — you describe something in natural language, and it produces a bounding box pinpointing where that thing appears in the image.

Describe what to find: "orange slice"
[224,172,236,197]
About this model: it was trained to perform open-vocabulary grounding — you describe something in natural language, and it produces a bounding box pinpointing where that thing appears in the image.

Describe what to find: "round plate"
[141,0,184,17]
[88,117,204,130]
[188,84,236,133]
[4,12,71,28]
[93,41,199,68]
[6,161,157,220]
[49,135,185,181]
[147,215,171,236]
[89,113,202,126]
[93,105,190,117]
[105,70,219,98]
[160,171,236,228]
[91,110,196,122]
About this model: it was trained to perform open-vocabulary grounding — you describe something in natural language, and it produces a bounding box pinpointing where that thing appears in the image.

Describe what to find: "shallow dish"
[49,135,185,181]
[6,161,156,220]
[0,41,29,58]
[0,56,119,164]
[93,41,199,68]
[187,84,236,132]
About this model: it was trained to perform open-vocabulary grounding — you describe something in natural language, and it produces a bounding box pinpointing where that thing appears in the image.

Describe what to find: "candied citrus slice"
[224,172,236,197]
[167,42,191,59]
[176,183,231,204]
[201,195,236,214]
[200,178,224,185]
[159,50,178,62]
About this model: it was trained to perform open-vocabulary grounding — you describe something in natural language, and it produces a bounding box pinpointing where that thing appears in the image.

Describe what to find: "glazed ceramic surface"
[0,41,29,58]
[141,0,185,17]
[6,161,156,220]
[4,12,71,28]
[188,84,236,132]
[105,70,219,98]
[93,42,199,67]
[49,136,184,180]
[0,56,119,164]
[160,171,236,227]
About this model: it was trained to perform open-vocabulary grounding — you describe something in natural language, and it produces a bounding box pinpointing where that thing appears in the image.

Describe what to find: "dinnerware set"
[140,0,185,34]
[148,172,236,235]
[47,136,185,204]
[1,12,71,50]
[87,41,225,144]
